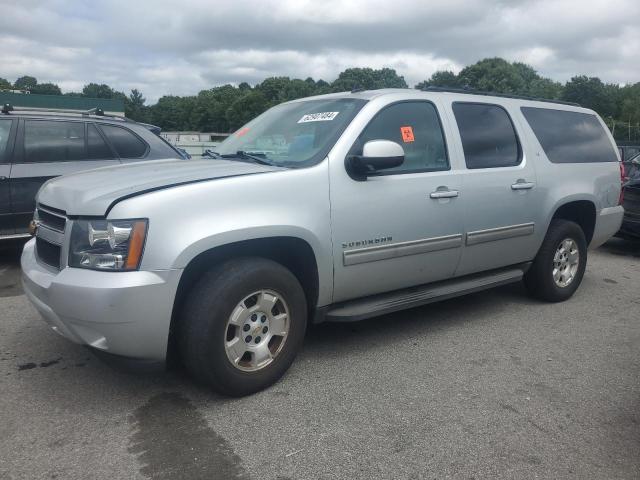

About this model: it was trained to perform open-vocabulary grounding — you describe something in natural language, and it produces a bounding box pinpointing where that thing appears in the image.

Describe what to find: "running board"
[324,264,529,323]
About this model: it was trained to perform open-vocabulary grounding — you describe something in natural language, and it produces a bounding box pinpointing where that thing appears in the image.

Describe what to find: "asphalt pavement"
[0,238,639,480]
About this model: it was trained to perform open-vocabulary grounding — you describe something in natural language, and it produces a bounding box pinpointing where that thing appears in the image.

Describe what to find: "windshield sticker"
[400,126,415,143]
[235,127,250,137]
[298,112,340,123]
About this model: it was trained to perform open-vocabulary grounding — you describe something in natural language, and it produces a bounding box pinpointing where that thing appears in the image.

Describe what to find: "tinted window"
[355,101,448,173]
[0,119,12,162]
[24,120,84,163]
[100,125,147,158]
[521,107,618,163]
[453,103,521,169]
[87,124,114,159]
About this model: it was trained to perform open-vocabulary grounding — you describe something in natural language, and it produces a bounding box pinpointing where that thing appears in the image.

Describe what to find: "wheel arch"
[548,198,597,245]
[167,235,321,364]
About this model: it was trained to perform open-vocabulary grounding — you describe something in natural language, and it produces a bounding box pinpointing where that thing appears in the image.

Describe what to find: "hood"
[37,158,281,216]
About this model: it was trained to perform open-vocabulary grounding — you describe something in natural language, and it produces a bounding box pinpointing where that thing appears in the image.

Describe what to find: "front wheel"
[179,257,307,396]
[524,219,587,302]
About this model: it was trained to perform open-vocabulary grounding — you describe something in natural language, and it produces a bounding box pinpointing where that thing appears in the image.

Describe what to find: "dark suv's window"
[87,124,114,159]
[521,107,618,163]
[354,101,449,174]
[24,120,85,163]
[453,103,521,169]
[0,119,12,162]
[100,125,147,158]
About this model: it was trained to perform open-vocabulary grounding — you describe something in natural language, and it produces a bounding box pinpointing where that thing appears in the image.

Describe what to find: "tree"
[415,71,460,90]
[0,78,12,90]
[330,67,407,92]
[620,83,640,123]
[125,89,147,121]
[225,91,269,130]
[82,83,117,98]
[30,83,62,95]
[13,75,37,91]
[562,76,617,118]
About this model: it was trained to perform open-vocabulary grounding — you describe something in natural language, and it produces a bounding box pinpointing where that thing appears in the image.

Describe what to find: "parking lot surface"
[0,238,639,480]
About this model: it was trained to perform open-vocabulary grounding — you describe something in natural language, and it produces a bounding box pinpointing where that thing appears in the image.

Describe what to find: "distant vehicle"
[0,105,184,239]
[22,88,623,396]
[618,144,640,163]
[619,152,640,238]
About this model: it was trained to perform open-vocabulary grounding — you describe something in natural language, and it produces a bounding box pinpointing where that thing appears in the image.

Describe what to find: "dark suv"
[0,106,184,239]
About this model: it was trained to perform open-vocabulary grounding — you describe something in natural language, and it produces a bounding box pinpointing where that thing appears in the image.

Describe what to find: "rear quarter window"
[521,107,618,163]
[99,124,148,158]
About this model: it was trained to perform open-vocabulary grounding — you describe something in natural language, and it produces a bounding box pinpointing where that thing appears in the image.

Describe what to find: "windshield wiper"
[202,149,223,159]
[220,151,276,166]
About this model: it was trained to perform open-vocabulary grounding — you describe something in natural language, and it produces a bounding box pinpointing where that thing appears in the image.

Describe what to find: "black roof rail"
[0,104,130,121]
[420,86,581,107]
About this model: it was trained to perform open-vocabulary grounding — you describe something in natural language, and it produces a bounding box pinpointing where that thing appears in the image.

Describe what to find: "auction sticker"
[298,112,339,123]
[400,126,415,143]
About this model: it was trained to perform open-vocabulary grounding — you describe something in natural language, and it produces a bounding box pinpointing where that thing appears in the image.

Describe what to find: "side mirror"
[346,140,405,180]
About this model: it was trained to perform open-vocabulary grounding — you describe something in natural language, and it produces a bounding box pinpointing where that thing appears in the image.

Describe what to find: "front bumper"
[590,205,624,249]
[21,238,182,361]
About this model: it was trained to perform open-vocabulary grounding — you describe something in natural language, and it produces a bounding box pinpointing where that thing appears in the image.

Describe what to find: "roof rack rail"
[420,86,580,107]
[0,104,129,120]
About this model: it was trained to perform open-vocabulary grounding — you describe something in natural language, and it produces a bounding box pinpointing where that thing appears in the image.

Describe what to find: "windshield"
[215,98,367,167]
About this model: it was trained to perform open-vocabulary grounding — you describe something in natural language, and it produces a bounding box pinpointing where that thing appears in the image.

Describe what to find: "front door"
[444,101,542,276]
[10,119,119,233]
[329,100,464,302]
[0,118,16,236]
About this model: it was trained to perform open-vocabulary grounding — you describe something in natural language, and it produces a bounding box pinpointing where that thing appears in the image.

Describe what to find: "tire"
[524,219,587,302]
[179,257,307,396]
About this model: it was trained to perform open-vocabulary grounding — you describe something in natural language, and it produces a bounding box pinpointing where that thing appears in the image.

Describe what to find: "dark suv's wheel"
[524,219,587,302]
[179,257,307,396]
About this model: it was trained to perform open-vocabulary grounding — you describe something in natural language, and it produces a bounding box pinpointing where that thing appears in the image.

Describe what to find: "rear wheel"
[179,257,307,396]
[524,219,587,302]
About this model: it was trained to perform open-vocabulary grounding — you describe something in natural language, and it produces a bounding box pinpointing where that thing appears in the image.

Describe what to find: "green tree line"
[2,58,640,141]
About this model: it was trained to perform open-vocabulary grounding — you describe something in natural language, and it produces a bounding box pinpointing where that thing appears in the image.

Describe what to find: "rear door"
[10,119,119,233]
[445,101,543,276]
[0,118,17,236]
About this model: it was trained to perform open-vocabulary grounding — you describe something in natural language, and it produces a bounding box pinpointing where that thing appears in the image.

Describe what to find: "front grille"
[36,237,61,269]
[37,204,67,232]
[35,204,67,270]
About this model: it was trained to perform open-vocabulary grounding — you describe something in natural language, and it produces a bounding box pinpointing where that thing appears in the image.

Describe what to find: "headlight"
[69,219,148,271]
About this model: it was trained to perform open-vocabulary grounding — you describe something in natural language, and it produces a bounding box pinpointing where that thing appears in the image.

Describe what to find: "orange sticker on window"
[400,126,414,143]
[236,127,250,137]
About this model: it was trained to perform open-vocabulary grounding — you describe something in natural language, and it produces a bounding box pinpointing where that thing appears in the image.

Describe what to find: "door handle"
[430,188,459,199]
[511,180,535,190]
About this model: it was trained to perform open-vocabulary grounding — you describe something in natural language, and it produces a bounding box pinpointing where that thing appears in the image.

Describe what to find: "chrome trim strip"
[0,233,32,241]
[36,224,65,246]
[37,204,67,218]
[343,233,463,266]
[466,222,534,246]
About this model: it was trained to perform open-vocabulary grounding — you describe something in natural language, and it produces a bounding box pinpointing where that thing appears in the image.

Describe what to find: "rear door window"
[521,107,618,163]
[87,124,114,159]
[0,119,13,162]
[99,125,148,158]
[452,103,521,169]
[23,120,85,163]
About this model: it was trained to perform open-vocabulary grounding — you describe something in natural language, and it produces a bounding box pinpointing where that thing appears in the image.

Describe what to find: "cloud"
[0,0,638,103]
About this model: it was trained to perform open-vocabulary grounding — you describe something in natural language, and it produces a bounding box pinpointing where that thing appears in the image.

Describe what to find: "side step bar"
[323,264,529,323]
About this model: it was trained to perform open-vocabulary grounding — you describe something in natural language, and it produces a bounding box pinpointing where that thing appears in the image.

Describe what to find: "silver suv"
[21,89,624,396]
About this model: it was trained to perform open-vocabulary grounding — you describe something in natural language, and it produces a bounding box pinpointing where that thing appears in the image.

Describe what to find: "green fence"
[0,91,124,115]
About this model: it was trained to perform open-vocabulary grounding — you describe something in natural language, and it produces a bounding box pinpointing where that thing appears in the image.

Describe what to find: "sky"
[1,0,639,103]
